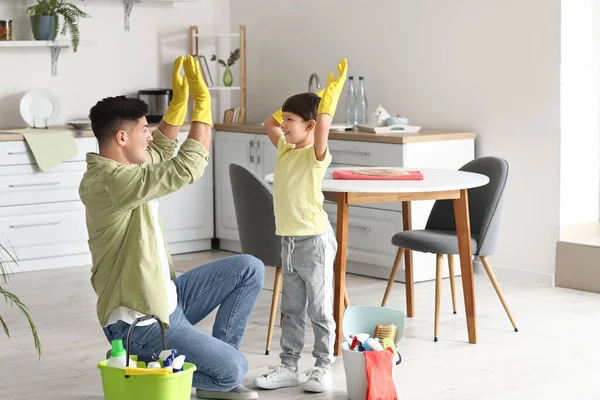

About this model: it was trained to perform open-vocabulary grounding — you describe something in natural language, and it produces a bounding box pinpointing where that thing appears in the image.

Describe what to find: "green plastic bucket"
[97,315,197,400]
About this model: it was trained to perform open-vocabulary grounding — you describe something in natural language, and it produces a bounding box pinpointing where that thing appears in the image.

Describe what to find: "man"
[79,55,263,400]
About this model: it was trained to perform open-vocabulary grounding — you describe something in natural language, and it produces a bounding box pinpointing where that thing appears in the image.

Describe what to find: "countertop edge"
[0,123,476,144]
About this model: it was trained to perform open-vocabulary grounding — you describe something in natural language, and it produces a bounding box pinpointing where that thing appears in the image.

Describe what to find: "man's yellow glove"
[163,56,189,126]
[183,55,213,127]
[271,88,326,124]
[317,58,347,117]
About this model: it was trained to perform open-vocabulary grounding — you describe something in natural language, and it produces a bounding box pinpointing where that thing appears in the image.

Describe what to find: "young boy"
[253,58,347,393]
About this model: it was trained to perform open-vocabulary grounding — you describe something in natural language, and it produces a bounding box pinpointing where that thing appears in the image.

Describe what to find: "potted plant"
[26,0,90,52]
[1,241,41,359]
[211,48,240,87]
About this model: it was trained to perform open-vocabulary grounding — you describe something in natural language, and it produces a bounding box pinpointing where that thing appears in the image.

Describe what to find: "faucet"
[308,73,321,93]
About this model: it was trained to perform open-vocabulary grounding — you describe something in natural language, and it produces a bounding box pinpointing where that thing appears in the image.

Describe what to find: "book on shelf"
[223,108,235,124]
[197,55,213,87]
[222,107,245,124]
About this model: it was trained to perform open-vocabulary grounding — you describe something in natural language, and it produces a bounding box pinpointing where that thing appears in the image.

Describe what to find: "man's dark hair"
[88,96,148,146]
[281,92,320,122]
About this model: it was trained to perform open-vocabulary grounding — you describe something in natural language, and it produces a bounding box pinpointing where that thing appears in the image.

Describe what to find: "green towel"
[0,128,77,172]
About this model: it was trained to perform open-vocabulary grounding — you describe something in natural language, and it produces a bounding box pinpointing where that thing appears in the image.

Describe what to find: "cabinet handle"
[9,181,61,188]
[9,220,61,228]
[331,150,371,157]
[256,140,261,164]
[249,140,255,163]
[7,150,32,155]
[330,222,371,232]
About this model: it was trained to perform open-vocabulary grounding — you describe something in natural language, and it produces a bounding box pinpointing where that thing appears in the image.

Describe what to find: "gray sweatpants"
[279,227,338,370]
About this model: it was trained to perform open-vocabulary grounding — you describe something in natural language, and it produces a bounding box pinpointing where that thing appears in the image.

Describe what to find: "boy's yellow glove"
[271,87,327,124]
[163,56,189,126]
[183,55,213,127]
[317,58,347,117]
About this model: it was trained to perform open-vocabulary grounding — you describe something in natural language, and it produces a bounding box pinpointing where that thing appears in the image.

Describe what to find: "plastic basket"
[341,306,405,400]
[97,315,197,400]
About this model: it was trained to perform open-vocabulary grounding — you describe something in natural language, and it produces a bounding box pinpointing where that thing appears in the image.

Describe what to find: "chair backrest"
[424,157,509,256]
[229,163,282,267]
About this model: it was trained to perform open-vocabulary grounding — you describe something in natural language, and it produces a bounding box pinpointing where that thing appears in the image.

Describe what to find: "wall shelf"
[194,33,240,39]
[0,40,72,77]
[88,0,197,31]
[189,25,247,123]
[208,86,241,91]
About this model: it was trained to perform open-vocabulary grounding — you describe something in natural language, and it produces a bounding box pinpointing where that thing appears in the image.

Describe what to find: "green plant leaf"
[27,0,89,52]
[0,287,41,359]
[0,239,41,359]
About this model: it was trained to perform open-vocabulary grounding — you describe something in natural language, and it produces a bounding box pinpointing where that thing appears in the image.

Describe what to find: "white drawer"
[0,137,97,167]
[329,139,403,167]
[0,201,89,261]
[324,204,402,269]
[0,162,86,207]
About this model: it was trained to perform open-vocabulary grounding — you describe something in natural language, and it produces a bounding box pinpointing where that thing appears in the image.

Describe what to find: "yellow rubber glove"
[271,87,327,124]
[162,56,189,126]
[183,55,213,127]
[317,58,348,117]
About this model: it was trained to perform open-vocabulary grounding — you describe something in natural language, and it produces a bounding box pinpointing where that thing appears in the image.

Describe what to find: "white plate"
[20,90,60,128]
[330,123,353,131]
[357,124,421,134]
[67,118,90,125]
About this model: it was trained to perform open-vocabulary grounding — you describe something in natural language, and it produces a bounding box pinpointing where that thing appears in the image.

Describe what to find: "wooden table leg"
[402,201,415,318]
[333,192,349,356]
[453,189,477,344]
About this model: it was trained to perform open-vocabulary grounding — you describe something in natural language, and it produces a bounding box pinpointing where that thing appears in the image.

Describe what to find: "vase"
[223,66,233,87]
[30,15,57,41]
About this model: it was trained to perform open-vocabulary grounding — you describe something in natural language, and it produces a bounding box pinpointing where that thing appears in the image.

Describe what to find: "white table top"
[264,167,489,193]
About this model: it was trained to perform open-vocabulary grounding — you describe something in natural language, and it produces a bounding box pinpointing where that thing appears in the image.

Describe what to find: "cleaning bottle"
[355,76,368,124]
[106,339,136,369]
[344,76,356,126]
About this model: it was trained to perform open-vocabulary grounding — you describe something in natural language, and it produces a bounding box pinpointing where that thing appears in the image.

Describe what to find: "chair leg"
[266,267,283,355]
[447,254,457,314]
[480,256,518,332]
[344,288,350,308]
[434,254,443,342]
[381,248,404,307]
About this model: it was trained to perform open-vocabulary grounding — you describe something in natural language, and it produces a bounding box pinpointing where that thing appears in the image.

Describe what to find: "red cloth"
[364,347,398,400]
[333,169,423,180]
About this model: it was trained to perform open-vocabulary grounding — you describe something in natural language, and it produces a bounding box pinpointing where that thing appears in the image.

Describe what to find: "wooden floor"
[1,251,599,399]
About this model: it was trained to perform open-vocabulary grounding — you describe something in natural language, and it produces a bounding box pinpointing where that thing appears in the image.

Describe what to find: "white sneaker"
[300,367,333,392]
[253,364,299,389]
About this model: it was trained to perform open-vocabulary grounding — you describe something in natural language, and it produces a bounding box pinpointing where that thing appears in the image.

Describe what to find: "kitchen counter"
[0,124,193,142]
[214,123,476,144]
[0,123,475,144]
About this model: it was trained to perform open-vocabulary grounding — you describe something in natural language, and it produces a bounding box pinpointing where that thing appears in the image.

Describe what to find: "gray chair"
[380,157,518,341]
[229,163,283,355]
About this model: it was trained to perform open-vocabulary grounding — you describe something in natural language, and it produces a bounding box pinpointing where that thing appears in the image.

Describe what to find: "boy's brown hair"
[281,92,320,122]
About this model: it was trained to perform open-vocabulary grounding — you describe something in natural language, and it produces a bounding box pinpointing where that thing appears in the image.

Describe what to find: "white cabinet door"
[159,133,214,253]
[0,201,89,261]
[214,131,255,243]
[323,203,403,270]
[0,162,86,207]
[256,135,278,179]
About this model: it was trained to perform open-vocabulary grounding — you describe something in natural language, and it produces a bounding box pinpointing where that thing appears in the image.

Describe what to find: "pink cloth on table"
[332,170,423,180]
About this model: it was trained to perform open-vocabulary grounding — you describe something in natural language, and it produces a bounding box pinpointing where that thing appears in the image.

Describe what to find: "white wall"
[232,0,561,282]
[0,0,231,127]
[560,0,600,227]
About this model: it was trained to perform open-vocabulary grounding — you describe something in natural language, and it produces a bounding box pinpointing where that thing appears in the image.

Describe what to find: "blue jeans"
[103,254,264,392]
